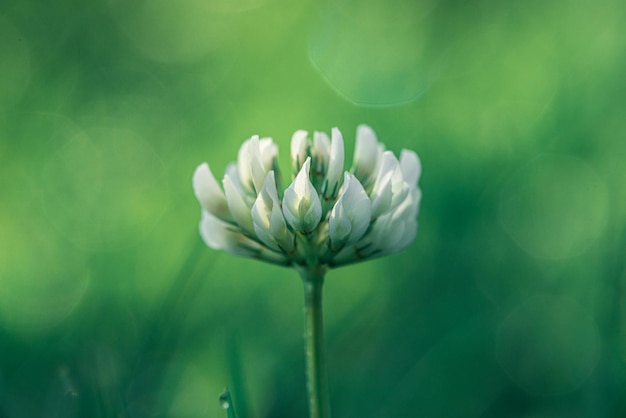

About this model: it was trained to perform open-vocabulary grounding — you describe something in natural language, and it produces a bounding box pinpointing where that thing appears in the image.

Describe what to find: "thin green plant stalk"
[299,265,331,418]
[219,389,238,418]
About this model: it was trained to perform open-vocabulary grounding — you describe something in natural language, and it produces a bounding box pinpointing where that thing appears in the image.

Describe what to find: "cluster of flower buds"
[193,125,421,268]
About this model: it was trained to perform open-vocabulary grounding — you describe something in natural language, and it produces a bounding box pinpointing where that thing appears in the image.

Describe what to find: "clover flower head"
[193,125,421,268]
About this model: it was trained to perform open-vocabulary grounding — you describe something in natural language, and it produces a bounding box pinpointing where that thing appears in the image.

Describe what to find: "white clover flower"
[193,125,421,267]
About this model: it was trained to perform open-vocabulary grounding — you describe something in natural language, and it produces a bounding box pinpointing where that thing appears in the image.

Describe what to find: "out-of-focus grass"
[1,0,625,416]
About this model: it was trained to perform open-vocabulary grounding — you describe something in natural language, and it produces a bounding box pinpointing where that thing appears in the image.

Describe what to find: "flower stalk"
[299,265,331,418]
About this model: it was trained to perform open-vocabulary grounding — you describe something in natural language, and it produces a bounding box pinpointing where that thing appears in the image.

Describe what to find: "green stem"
[299,266,331,418]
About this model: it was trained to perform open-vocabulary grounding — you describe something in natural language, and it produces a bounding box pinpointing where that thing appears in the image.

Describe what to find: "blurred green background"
[1,0,625,416]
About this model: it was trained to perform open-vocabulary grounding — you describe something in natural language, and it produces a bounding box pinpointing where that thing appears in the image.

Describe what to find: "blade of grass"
[219,389,239,418]
[227,335,248,418]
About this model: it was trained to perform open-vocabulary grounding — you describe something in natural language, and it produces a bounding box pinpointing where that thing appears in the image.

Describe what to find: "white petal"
[290,130,309,172]
[252,171,293,252]
[236,137,254,192]
[384,216,417,254]
[263,171,280,203]
[365,176,420,256]
[237,135,273,194]
[370,151,398,217]
[399,149,421,186]
[223,173,254,234]
[329,172,372,250]
[353,124,384,183]
[200,211,289,264]
[248,136,269,193]
[200,210,254,255]
[282,158,322,232]
[324,127,344,198]
[329,198,351,244]
[253,221,278,251]
[199,210,229,250]
[340,173,372,244]
[392,186,421,222]
[251,180,275,248]
[330,244,359,266]
[368,211,417,256]
[269,204,294,252]
[367,214,394,252]
[192,163,230,220]
[370,151,413,218]
[312,131,331,175]
[225,162,241,187]
[394,218,417,253]
[259,137,278,170]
